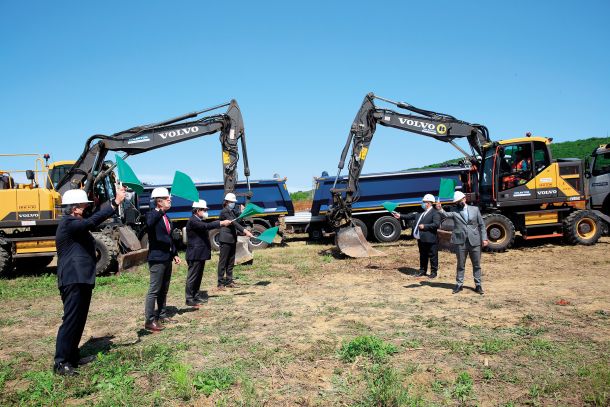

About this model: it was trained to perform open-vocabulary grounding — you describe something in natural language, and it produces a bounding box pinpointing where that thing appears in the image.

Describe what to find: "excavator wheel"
[93,232,119,275]
[0,241,13,277]
[563,210,601,245]
[483,213,515,252]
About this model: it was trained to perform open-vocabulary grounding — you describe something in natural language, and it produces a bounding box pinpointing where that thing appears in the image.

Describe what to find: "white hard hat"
[61,189,92,205]
[151,187,170,198]
[192,199,208,209]
[453,191,466,202]
[224,192,237,202]
[422,194,436,203]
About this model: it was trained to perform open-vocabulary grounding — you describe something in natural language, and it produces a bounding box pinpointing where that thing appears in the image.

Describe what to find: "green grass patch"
[193,367,235,396]
[452,371,474,403]
[338,335,398,363]
[357,363,421,407]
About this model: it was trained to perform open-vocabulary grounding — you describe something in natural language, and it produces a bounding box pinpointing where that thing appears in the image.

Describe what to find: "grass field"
[0,235,608,406]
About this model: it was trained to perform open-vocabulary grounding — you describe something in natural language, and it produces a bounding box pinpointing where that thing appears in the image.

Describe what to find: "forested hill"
[422,136,610,169]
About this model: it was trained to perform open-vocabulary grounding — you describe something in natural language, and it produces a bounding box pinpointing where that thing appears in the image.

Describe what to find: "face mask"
[200,212,208,220]
[421,202,427,209]
[227,202,235,210]
[457,201,466,209]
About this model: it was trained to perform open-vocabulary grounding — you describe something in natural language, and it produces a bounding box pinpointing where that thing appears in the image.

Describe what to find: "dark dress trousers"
[144,209,177,323]
[217,206,246,286]
[400,208,441,274]
[185,215,220,302]
[54,202,116,369]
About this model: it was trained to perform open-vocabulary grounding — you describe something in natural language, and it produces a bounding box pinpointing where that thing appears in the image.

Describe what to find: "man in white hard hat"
[436,191,488,295]
[184,199,232,306]
[144,187,182,332]
[217,192,253,289]
[54,186,126,376]
[392,193,441,278]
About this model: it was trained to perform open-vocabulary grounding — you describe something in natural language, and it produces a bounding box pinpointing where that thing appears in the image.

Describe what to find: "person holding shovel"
[217,193,253,290]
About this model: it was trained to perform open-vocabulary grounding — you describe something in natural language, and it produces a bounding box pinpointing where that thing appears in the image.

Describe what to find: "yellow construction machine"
[0,100,253,276]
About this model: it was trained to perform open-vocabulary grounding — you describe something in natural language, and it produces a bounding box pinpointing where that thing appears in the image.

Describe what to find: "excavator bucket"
[437,229,456,253]
[234,235,254,264]
[336,225,386,258]
[118,248,149,271]
[116,226,149,272]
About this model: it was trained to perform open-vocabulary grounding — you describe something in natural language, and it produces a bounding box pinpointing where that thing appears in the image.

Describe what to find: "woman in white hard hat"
[54,186,126,376]
[185,199,232,306]
[144,187,182,332]
[217,193,253,290]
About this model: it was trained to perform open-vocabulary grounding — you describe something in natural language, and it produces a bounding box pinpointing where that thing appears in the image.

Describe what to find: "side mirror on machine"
[26,170,35,180]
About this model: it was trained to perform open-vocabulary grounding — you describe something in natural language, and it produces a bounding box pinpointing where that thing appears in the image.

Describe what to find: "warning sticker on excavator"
[437,124,447,135]
[359,147,368,161]
[222,151,230,164]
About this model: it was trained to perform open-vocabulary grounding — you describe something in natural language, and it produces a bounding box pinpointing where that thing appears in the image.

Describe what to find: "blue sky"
[2,1,609,192]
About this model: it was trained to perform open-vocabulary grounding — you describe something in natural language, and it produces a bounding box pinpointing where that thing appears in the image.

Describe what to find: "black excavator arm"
[56,100,251,205]
[329,93,491,257]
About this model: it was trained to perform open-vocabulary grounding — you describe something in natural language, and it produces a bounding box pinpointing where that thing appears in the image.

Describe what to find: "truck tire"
[0,243,13,277]
[563,210,601,245]
[352,218,368,240]
[308,227,323,241]
[248,224,270,251]
[93,232,119,275]
[209,229,221,251]
[483,213,515,252]
[373,216,402,242]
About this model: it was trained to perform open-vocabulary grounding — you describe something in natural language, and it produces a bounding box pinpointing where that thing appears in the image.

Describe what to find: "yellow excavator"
[0,100,253,276]
[330,93,602,257]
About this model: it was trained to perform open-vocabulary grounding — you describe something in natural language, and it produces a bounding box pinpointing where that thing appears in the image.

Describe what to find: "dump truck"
[284,166,467,243]
[0,100,253,276]
[329,93,605,257]
[136,177,294,256]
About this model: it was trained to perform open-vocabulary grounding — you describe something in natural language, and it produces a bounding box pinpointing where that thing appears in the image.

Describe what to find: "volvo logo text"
[158,126,199,140]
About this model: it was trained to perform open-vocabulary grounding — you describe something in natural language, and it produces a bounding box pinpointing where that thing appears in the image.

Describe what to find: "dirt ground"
[0,235,608,406]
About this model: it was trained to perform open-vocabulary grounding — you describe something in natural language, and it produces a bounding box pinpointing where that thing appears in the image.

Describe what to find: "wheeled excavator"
[330,93,602,257]
[0,100,253,276]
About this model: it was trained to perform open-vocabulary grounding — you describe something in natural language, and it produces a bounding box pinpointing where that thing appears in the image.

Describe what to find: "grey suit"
[439,205,488,286]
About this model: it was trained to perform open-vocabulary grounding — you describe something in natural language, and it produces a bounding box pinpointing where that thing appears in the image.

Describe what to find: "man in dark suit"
[54,186,125,376]
[144,187,182,332]
[393,194,441,278]
[437,191,489,295]
[217,193,252,290]
[185,199,231,306]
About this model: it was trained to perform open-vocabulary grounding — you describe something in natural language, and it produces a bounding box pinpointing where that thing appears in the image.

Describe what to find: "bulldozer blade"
[337,226,386,258]
[234,236,254,265]
[118,248,149,272]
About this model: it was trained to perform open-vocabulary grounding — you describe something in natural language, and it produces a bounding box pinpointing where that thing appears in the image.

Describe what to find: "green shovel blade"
[238,203,265,219]
[438,178,457,200]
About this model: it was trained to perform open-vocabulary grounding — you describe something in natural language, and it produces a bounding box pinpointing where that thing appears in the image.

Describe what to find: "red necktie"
[163,215,171,234]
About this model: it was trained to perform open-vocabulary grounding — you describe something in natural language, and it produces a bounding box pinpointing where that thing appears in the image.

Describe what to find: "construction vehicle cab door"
[588,145,610,212]
[496,142,537,204]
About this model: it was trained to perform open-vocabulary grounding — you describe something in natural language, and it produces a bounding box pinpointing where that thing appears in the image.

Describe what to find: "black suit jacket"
[146,209,177,263]
[218,207,246,244]
[185,215,221,261]
[55,202,116,288]
[400,208,441,244]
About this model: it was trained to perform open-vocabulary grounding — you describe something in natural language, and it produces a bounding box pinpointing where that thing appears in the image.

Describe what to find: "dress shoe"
[216,285,226,291]
[144,320,164,332]
[78,355,97,366]
[452,285,463,294]
[428,273,438,279]
[416,270,427,277]
[54,363,78,376]
[186,300,201,307]
[225,282,238,288]
[475,285,485,295]
[195,296,208,304]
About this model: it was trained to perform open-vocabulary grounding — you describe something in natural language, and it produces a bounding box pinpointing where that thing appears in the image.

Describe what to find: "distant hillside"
[421,136,610,169]
[290,190,313,202]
